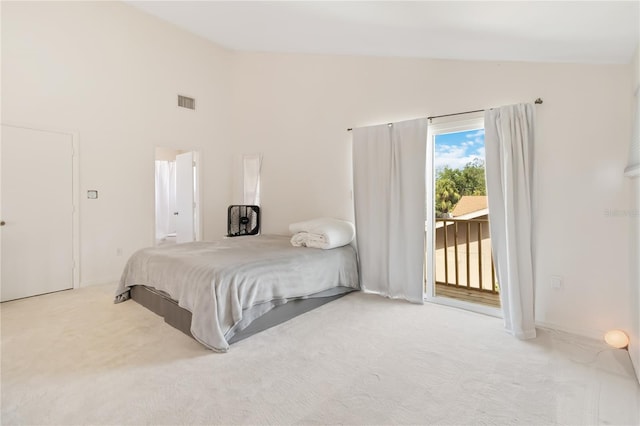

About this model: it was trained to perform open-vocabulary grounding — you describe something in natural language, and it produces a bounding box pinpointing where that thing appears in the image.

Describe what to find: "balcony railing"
[435,217,499,295]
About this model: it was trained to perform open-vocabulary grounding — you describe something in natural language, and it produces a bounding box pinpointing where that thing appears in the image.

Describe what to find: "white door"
[175,151,195,243]
[1,125,74,302]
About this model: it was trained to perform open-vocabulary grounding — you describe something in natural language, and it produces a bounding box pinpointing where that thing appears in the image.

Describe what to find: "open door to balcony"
[425,114,501,316]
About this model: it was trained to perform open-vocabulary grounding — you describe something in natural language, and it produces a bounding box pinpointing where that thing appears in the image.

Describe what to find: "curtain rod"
[346,98,543,131]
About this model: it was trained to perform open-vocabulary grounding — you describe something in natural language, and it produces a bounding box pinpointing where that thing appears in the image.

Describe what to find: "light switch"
[87,190,98,199]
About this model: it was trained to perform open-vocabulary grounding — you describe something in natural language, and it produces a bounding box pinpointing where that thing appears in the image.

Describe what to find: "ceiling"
[126,1,640,64]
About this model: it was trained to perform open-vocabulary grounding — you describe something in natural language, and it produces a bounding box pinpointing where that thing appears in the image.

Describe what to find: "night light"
[604,329,629,349]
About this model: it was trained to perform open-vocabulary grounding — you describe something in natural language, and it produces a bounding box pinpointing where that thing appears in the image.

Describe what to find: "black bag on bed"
[227,205,260,237]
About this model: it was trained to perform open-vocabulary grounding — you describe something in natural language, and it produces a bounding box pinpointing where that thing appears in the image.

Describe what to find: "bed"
[114,234,359,352]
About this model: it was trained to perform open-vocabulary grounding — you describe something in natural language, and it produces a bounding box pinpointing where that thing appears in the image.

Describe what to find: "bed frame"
[130,285,352,345]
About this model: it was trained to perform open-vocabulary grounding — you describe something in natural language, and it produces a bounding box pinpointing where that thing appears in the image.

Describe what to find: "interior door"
[1,125,74,302]
[175,151,195,243]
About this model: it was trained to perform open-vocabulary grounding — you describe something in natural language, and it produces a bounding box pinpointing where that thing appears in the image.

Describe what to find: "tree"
[435,177,460,217]
[459,158,486,196]
[434,158,486,217]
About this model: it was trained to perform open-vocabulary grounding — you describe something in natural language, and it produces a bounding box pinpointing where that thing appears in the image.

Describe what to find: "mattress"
[115,235,359,351]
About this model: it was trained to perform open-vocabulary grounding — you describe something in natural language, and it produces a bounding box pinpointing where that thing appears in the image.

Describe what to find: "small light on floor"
[604,329,629,349]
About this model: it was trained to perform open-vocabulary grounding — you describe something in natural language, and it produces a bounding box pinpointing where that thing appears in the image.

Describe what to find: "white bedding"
[289,217,355,249]
[115,235,359,352]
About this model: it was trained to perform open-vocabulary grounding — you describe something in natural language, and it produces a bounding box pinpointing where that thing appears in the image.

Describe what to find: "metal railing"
[435,217,499,294]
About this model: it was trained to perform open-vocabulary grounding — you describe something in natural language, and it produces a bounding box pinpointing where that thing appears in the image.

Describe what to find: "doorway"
[154,147,200,245]
[425,114,501,316]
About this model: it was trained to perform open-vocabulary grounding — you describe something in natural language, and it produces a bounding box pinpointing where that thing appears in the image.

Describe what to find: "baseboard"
[80,279,118,288]
[535,320,604,342]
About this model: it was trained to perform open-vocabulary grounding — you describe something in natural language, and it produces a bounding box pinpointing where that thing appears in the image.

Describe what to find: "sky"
[434,128,485,170]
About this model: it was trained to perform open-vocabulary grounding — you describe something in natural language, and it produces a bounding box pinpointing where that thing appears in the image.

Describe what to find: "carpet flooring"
[1,284,638,425]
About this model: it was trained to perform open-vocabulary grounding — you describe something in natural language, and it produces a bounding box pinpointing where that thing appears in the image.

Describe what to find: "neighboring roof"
[451,196,488,218]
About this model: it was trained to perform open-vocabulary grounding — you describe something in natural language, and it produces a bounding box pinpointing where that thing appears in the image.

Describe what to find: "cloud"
[465,129,485,147]
[466,129,485,139]
[435,143,483,170]
[434,128,485,170]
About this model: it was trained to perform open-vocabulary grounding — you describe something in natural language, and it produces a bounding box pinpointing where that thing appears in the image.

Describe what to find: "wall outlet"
[551,275,563,289]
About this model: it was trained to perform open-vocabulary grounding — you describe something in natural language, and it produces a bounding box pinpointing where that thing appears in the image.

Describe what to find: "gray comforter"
[115,235,359,351]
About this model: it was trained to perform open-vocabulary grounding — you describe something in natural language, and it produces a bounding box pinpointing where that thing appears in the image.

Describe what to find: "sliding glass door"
[425,113,501,316]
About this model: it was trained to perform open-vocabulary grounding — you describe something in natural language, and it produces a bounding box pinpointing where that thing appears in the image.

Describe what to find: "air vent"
[178,95,195,110]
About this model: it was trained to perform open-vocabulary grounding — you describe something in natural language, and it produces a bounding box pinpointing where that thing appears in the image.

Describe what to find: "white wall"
[2,2,234,285]
[155,147,186,162]
[628,45,640,382]
[230,52,633,338]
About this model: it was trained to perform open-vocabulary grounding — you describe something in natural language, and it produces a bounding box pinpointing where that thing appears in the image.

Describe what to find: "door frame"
[425,114,501,318]
[153,146,203,245]
[1,122,80,291]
